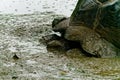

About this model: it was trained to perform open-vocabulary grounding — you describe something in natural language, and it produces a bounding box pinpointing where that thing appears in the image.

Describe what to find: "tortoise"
[45,0,120,58]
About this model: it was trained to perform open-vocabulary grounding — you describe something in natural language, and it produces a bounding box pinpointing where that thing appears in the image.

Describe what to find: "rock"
[12,76,18,79]
[13,54,19,60]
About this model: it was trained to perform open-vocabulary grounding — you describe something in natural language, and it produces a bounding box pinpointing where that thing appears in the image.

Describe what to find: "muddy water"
[0,12,120,80]
[0,0,120,80]
[0,0,77,16]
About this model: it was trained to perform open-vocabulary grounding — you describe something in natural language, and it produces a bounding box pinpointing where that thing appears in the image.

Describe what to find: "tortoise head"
[52,17,67,28]
[52,17,69,37]
[52,17,69,32]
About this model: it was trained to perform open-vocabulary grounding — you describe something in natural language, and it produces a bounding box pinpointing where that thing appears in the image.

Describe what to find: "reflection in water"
[0,0,77,16]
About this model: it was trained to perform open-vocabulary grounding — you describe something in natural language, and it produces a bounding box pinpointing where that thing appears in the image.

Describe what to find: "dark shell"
[70,0,120,27]
[69,0,120,49]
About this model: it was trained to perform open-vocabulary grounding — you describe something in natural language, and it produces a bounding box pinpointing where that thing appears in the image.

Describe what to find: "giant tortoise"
[45,0,120,58]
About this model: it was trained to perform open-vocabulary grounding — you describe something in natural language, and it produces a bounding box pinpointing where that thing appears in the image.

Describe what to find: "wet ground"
[0,0,77,16]
[0,0,120,80]
[0,12,120,80]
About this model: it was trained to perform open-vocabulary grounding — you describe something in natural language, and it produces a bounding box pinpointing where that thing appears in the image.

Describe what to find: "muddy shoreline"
[0,12,119,80]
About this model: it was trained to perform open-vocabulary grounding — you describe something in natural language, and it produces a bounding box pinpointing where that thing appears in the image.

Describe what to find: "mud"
[0,12,120,80]
[0,0,120,80]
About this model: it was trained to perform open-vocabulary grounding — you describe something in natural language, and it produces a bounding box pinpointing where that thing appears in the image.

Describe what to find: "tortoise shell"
[69,0,120,49]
